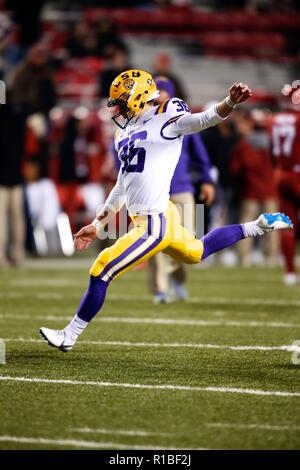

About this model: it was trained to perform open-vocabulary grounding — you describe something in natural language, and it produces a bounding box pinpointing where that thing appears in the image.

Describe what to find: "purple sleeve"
[188,133,213,184]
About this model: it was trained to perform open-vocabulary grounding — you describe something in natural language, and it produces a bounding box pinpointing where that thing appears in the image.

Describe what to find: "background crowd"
[0,0,299,289]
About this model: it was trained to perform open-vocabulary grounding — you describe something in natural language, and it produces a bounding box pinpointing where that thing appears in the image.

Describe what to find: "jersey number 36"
[118,131,147,174]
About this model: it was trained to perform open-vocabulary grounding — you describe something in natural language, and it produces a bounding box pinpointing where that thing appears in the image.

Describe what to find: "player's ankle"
[65,315,89,341]
[242,221,264,238]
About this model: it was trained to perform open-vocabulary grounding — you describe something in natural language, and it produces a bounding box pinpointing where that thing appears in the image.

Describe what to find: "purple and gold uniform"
[90,98,222,281]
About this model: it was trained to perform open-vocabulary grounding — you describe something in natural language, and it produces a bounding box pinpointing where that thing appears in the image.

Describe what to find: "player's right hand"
[229,82,252,103]
[73,225,97,251]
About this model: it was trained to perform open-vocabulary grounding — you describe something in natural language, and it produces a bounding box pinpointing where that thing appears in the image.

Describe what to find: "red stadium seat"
[200,32,286,58]
[53,58,103,99]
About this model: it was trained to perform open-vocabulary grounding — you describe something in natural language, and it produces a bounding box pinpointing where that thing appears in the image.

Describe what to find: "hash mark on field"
[71,427,172,437]
[0,313,299,329]
[206,423,300,432]
[0,375,300,398]
[0,435,187,450]
[4,337,300,353]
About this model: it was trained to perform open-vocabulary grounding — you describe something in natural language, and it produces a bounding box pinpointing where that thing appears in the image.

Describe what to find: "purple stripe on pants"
[110,213,166,281]
[99,216,152,281]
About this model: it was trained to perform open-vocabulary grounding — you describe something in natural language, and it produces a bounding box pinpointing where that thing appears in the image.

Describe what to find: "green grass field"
[0,261,300,450]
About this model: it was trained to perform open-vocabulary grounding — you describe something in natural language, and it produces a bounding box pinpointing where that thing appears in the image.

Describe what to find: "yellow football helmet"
[107,69,160,128]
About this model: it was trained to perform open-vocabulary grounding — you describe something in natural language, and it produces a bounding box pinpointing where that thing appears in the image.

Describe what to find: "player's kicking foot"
[40,327,75,352]
[256,212,293,232]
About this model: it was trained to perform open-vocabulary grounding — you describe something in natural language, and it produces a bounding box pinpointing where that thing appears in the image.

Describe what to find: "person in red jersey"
[231,110,279,267]
[270,102,300,285]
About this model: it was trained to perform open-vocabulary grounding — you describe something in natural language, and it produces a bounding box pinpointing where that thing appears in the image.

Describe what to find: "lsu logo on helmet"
[107,70,160,128]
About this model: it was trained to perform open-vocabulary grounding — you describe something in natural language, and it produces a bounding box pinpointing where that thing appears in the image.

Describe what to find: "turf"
[0,261,300,450]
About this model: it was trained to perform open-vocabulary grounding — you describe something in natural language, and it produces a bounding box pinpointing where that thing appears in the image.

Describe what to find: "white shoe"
[40,327,75,352]
[257,212,293,233]
[284,273,299,286]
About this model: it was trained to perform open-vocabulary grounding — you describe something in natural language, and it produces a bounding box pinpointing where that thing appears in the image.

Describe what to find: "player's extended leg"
[40,212,169,351]
[164,202,293,265]
[201,213,293,259]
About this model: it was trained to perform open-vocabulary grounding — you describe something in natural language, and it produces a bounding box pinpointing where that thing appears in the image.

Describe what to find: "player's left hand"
[74,224,97,251]
[200,183,215,206]
[229,82,252,104]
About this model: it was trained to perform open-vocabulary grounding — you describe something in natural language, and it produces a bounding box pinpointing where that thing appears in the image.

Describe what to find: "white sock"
[242,221,264,238]
[64,315,89,342]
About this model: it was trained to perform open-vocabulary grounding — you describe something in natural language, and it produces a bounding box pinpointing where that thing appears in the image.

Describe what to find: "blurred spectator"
[99,48,131,98]
[0,11,23,81]
[0,100,26,268]
[94,17,127,58]
[26,113,50,178]
[270,100,300,284]
[24,158,60,233]
[230,110,279,266]
[22,125,72,256]
[245,0,300,12]
[201,106,238,227]
[67,21,98,58]
[67,17,127,60]
[22,114,61,254]
[10,43,56,116]
[58,113,108,229]
[152,53,186,101]
[6,0,43,47]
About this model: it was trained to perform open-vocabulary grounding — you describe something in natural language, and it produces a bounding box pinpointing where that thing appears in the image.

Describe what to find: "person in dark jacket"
[0,99,26,267]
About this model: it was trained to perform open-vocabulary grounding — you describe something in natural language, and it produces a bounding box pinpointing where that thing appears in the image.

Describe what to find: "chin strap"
[112,113,135,129]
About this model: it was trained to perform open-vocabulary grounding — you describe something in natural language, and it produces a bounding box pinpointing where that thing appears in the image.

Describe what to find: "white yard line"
[3,337,300,353]
[0,314,73,321]
[1,291,300,308]
[0,435,185,450]
[111,294,300,308]
[71,427,172,437]
[98,317,300,329]
[205,423,300,432]
[11,279,85,287]
[17,256,300,269]
[22,258,94,269]
[0,375,299,398]
[9,277,280,287]
[0,313,299,329]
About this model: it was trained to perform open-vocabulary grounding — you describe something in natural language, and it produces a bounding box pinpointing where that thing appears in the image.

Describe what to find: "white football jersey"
[114,97,191,215]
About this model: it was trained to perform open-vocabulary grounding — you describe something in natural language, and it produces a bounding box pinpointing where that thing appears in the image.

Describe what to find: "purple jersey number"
[172,99,190,113]
[118,131,147,174]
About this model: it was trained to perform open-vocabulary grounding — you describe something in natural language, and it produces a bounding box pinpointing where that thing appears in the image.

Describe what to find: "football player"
[270,94,300,285]
[40,70,293,351]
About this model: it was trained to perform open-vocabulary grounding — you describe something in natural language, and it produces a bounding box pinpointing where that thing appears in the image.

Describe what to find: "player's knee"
[184,241,204,264]
[183,254,202,265]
